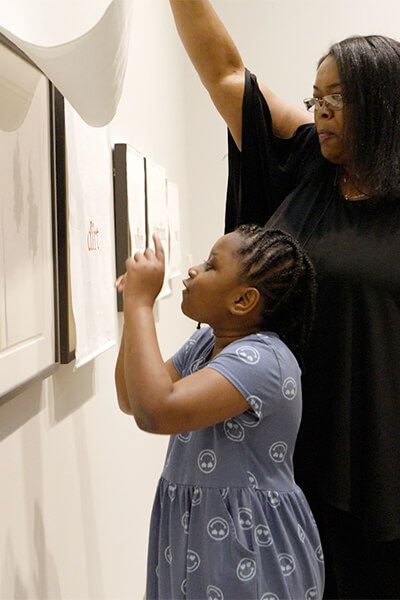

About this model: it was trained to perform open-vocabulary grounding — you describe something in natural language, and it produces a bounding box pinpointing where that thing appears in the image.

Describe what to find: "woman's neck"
[337,165,370,201]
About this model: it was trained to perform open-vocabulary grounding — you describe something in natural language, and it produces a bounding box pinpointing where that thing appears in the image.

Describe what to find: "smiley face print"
[315,544,324,563]
[246,395,262,418]
[238,507,253,530]
[235,345,260,364]
[198,449,217,474]
[239,409,260,428]
[266,490,281,508]
[178,431,193,443]
[278,553,296,576]
[305,587,318,600]
[247,470,259,489]
[181,511,190,534]
[207,585,224,600]
[190,357,206,373]
[224,418,245,442]
[236,558,257,581]
[168,483,177,501]
[269,442,288,463]
[282,377,297,400]
[207,517,230,541]
[297,523,306,543]
[192,486,202,506]
[186,549,201,573]
[164,545,172,565]
[184,338,196,356]
[254,524,273,547]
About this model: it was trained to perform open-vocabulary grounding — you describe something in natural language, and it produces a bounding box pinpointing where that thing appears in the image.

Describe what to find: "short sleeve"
[225,68,320,232]
[172,327,214,378]
[206,334,299,421]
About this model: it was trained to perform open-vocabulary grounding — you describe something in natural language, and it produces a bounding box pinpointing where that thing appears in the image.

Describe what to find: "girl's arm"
[115,326,181,415]
[169,0,312,147]
[116,235,249,434]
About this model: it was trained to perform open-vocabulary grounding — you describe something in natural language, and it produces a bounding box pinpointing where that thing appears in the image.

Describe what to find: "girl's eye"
[204,260,213,271]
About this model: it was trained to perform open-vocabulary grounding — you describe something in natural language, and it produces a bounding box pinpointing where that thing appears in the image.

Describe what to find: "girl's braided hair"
[235,225,317,369]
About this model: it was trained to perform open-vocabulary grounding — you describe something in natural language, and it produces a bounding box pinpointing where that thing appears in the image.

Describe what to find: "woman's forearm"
[169,0,244,89]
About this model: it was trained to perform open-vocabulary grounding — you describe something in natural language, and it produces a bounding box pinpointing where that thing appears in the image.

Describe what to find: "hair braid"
[235,225,317,369]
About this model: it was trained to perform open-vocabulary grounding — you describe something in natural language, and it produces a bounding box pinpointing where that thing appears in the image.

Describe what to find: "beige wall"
[1,1,400,598]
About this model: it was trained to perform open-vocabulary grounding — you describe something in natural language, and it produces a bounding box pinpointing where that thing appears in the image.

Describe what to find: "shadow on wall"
[0,359,95,442]
[33,502,62,599]
[0,380,43,444]
[2,535,30,600]
[49,361,95,425]
[1,504,61,600]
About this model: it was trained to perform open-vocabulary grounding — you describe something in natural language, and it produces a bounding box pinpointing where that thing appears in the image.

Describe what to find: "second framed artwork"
[113,144,182,312]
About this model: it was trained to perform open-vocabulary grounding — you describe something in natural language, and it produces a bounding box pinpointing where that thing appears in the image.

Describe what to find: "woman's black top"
[226,68,400,541]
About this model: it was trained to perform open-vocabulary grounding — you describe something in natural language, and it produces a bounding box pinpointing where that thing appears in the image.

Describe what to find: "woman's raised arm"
[169,0,312,146]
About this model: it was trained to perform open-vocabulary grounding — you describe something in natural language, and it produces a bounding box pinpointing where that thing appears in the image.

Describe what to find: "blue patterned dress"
[146,327,324,600]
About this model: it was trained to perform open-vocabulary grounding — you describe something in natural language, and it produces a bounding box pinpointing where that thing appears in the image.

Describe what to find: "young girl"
[115,225,324,600]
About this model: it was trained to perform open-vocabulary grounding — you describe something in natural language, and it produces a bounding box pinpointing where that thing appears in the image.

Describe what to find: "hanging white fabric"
[0,0,133,128]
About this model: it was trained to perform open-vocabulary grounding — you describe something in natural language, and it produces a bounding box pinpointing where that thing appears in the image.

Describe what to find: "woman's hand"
[118,233,165,309]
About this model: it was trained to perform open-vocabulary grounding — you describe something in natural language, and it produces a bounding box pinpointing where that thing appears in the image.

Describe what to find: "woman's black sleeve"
[225,69,318,232]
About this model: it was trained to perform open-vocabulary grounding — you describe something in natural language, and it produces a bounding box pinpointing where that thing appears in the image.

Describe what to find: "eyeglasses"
[303,94,344,112]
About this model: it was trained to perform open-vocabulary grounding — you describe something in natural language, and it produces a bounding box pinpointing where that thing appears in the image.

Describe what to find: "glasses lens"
[303,95,343,112]
[303,98,317,112]
[325,94,343,110]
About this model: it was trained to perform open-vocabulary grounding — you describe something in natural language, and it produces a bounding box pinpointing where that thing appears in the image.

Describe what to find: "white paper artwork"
[166,180,182,279]
[126,146,146,257]
[0,0,133,128]
[145,158,171,299]
[0,69,54,397]
[64,102,117,368]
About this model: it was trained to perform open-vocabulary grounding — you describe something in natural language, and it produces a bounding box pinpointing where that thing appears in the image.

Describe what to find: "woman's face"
[313,54,352,166]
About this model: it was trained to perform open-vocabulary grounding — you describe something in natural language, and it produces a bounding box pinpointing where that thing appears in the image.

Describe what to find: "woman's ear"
[230,287,261,316]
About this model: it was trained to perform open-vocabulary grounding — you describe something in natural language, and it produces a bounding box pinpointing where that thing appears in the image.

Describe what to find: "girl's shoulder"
[221,331,297,364]
[213,330,301,383]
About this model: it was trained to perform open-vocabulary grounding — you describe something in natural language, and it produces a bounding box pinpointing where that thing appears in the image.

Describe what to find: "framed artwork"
[113,143,147,311]
[145,157,171,299]
[0,34,75,399]
[51,87,76,364]
[0,34,56,398]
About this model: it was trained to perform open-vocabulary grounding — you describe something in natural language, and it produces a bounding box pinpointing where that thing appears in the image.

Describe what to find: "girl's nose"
[188,267,197,278]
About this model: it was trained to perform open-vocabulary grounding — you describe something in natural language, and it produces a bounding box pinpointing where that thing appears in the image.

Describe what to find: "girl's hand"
[122,233,165,309]
[115,273,126,293]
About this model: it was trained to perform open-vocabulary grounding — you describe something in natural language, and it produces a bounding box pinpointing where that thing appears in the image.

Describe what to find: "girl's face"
[181,232,245,326]
[313,54,352,166]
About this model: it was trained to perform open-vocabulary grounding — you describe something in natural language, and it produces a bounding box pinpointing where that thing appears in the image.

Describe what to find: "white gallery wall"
[0,1,400,599]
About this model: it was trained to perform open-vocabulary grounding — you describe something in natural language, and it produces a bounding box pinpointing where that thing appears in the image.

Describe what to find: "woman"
[169,2,400,598]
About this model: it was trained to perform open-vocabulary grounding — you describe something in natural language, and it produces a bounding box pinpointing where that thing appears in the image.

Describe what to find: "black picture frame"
[113,143,148,312]
[0,34,60,399]
[0,32,75,393]
[49,86,76,364]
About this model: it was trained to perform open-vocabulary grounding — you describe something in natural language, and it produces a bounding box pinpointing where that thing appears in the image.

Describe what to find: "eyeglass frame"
[303,93,344,112]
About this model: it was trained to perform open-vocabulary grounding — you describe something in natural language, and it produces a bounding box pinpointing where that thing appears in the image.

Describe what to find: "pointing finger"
[153,232,165,265]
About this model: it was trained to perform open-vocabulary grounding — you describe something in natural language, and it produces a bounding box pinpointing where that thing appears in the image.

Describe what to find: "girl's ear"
[230,287,261,316]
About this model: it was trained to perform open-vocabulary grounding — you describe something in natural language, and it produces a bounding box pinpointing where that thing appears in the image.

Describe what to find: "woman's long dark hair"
[320,35,400,200]
[235,225,317,369]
